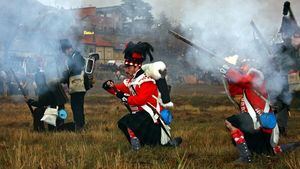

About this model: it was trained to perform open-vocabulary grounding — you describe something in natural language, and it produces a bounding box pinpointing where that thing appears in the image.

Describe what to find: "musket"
[250,20,273,56]
[168,30,217,59]
[110,86,132,114]
[168,30,241,110]
[10,69,34,116]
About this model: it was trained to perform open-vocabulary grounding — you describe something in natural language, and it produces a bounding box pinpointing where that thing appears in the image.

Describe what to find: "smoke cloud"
[0,0,84,97]
[148,0,300,103]
[2,0,299,103]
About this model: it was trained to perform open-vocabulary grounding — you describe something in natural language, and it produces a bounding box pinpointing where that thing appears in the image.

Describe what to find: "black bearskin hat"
[279,17,299,37]
[279,1,300,38]
[123,41,154,66]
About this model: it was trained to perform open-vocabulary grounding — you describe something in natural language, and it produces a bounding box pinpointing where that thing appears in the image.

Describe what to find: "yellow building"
[96,46,114,63]
[82,34,124,64]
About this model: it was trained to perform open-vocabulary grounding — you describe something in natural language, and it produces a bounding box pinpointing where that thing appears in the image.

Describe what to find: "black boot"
[57,122,76,132]
[130,137,141,151]
[235,142,252,163]
[33,108,45,132]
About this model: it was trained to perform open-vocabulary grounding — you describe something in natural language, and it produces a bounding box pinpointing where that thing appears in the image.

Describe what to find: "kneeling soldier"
[103,41,181,150]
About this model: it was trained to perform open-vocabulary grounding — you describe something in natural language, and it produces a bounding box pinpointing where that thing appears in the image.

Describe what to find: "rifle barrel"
[168,30,217,58]
[250,20,273,56]
[10,69,34,115]
[111,86,132,113]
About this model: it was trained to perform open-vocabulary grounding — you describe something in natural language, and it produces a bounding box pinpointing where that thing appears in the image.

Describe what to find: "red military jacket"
[225,67,280,146]
[108,69,162,122]
[226,79,244,106]
[227,81,243,97]
[226,67,272,129]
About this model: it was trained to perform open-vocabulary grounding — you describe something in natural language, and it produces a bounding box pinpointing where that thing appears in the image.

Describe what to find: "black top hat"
[60,39,72,52]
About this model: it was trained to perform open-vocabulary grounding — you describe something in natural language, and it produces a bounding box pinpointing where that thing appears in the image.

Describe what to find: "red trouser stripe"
[231,129,246,144]
[127,128,136,138]
[273,146,282,154]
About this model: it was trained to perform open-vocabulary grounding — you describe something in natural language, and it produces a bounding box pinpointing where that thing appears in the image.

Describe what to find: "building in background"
[78,6,126,64]
[96,6,123,33]
[81,35,124,64]
[79,6,122,34]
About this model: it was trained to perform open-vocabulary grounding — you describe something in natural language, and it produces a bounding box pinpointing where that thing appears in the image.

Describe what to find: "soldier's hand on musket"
[23,96,34,104]
[24,96,29,102]
[102,80,115,90]
[225,120,236,131]
[219,64,230,74]
[159,69,167,78]
[116,91,129,103]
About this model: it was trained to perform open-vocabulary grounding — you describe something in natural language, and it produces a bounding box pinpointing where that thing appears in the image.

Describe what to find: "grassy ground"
[0,84,299,169]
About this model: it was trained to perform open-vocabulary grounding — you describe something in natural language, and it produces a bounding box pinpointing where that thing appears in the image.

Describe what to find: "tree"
[155,13,172,41]
[120,0,154,34]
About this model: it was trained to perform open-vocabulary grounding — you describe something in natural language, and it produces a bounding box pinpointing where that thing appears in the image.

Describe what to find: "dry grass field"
[0,84,299,169]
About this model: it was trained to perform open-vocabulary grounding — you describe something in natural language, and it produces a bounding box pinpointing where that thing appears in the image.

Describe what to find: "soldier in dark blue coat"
[60,39,87,131]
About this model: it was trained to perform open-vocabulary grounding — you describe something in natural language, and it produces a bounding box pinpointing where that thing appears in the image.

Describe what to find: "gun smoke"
[1,0,300,105]
[0,0,84,97]
[164,0,300,104]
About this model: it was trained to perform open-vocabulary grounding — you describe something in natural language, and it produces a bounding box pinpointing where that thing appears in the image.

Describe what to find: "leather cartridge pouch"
[69,71,86,94]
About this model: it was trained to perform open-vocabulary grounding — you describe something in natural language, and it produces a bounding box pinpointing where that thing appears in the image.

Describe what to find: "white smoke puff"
[162,0,300,105]
[0,0,85,100]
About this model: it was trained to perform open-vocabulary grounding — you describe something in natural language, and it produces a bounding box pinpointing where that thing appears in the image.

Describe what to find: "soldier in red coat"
[102,42,181,150]
[220,61,299,163]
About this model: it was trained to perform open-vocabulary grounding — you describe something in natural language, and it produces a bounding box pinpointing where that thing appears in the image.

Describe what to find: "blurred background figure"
[272,1,300,136]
